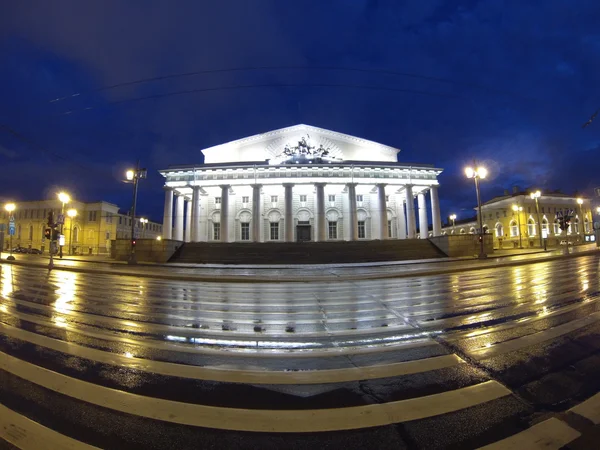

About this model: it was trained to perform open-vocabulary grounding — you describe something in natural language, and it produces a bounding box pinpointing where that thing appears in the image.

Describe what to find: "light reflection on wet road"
[1,254,600,449]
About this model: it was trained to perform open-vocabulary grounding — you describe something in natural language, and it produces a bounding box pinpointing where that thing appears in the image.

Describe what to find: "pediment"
[201,124,399,164]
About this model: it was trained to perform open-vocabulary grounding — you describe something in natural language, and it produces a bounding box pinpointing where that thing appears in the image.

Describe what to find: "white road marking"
[0,351,510,432]
[569,391,600,424]
[470,311,600,360]
[477,418,580,450]
[0,321,462,384]
[0,402,100,450]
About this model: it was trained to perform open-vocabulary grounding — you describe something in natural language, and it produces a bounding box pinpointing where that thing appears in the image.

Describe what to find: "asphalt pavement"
[1,250,600,449]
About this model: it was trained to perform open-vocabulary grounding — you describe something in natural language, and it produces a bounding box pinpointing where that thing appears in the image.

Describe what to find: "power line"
[56,82,460,116]
[48,65,537,104]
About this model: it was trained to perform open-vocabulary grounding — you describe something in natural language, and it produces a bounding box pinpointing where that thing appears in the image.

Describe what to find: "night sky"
[1,1,599,223]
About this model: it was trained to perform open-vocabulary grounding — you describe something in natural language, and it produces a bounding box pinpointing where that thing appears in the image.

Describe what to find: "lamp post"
[125,162,147,264]
[57,192,70,259]
[140,218,148,238]
[512,204,523,249]
[67,209,77,255]
[530,191,543,249]
[449,214,457,234]
[4,203,16,261]
[464,165,488,258]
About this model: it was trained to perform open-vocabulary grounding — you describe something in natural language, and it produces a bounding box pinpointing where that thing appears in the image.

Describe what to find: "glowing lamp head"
[449,214,457,220]
[464,167,474,178]
[4,203,15,213]
[156,236,162,241]
[596,206,600,214]
[577,198,583,205]
[67,209,77,218]
[477,167,488,179]
[126,170,135,181]
[58,192,70,204]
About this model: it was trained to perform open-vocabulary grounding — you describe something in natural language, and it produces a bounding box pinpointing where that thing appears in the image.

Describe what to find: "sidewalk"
[1,244,598,283]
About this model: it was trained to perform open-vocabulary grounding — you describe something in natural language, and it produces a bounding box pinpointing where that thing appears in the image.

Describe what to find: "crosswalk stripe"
[477,418,580,450]
[0,321,462,384]
[569,391,600,424]
[0,402,100,450]
[0,351,510,432]
[469,311,600,360]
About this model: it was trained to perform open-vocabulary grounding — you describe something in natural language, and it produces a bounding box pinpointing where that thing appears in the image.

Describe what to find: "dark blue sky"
[1,0,599,223]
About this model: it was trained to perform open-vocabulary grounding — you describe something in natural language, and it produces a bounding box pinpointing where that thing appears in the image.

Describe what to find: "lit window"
[554,221,560,234]
[357,221,366,238]
[495,224,503,237]
[270,222,279,240]
[213,223,221,240]
[510,221,519,237]
[328,221,337,239]
[241,223,249,241]
[528,219,536,236]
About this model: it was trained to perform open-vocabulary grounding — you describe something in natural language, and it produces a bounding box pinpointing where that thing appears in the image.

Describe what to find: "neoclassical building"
[159,124,443,243]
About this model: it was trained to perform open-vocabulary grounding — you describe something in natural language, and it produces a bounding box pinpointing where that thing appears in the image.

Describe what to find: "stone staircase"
[169,239,447,264]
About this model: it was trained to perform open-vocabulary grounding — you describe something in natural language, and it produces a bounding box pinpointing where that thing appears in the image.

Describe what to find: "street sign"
[8,224,15,236]
[57,214,65,225]
[58,234,65,246]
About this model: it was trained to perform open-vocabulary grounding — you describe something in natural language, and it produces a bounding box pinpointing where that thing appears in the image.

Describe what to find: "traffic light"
[52,229,60,241]
[47,211,54,227]
[44,228,51,239]
[132,239,136,247]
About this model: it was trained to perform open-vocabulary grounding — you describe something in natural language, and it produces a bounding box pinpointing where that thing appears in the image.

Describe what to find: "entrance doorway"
[296,221,311,242]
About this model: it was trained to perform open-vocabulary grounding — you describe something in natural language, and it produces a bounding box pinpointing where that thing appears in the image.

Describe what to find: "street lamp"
[57,192,70,259]
[530,190,544,249]
[125,162,147,264]
[140,218,148,238]
[449,214,457,234]
[464,165,488,258]
[4,203,16,260]
[512,204,523,249]
[67,209,77,255]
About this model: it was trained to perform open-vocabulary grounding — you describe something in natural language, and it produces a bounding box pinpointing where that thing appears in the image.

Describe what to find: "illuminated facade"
[0,200,162,254]
[159,124,444,243]
[440,190,593,248]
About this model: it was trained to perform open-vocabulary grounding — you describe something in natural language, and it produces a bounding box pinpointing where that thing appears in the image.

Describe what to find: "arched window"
[73,227,79,243]
[482,225,489,234]
[509,220,519,237]
[28,225,33,241]
[460,228,466,234]
[584,218,590,233]
[541,218,549,235]
[469,227,475,234]
[554,219,560,235]
[450,229,455,234]
[527,218,536,236]
[442,231,447,235]
[17,224,21,239]
[574,218,579,234]
[495,223,504,237]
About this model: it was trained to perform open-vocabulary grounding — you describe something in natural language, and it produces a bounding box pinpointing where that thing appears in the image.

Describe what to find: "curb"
[3,248,598,283]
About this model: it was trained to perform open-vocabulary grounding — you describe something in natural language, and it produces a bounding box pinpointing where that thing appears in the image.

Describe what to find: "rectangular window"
[496,212,500,218]
[215,197,221,208]
[388,220,392,238]
[541,207,545,213]
[242,196,249,204]
[385,195,390,203]
[528,207,531,214]
[299,195,307,203]
[357,221,366,239]
[119,217,122,225]
[105,231,110,240]
[271,195,278,203]
[356,195,363,202]
[270,222,279,240]
[328,195,335,203]
[241,223,250,241]
[213,223,221,240]
[328,221,337,239]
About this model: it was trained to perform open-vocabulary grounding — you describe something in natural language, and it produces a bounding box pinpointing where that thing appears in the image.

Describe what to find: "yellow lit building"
[0,199,162,255]
[441,189,594,249]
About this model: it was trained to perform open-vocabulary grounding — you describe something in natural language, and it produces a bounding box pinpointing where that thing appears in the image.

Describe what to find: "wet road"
[1,253,600,449]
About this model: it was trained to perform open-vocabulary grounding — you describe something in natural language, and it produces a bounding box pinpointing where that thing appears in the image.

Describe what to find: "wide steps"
[170,239,447,264]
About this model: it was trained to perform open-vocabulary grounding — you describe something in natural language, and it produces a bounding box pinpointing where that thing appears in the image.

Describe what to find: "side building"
[440,189,594,248]
[0,199,162,255]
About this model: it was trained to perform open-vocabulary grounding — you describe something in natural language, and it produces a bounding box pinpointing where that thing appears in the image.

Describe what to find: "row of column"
[162,183,442,242]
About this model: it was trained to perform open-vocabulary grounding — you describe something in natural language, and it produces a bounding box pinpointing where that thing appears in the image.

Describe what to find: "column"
[162,187,173,239]
[430,185,442,237]
[315,183,326,241]
[184,198,192,242]
[191,186,200,242]
[397,196,407,239]
[347,183,358,241]
[377,184,387,239]
[252,184,261,242]
[284,183,294,242]
[173,193,184,241]
[198,193,208,242]
[418,191,429,239]
[220,185,230,242]
[405,185,416,239]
